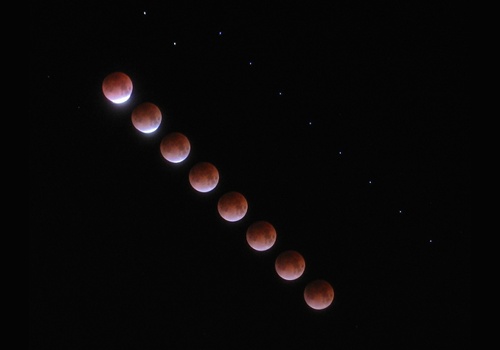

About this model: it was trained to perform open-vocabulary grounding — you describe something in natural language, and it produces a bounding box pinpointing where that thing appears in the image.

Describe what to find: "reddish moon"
[160,132,191,163]
[304,279,334,310]
[102,71,133,104]
[131,102,162,133]
[246,220,277,251]
[217,191,248,222]
[189,162,219,193]
[275,250,305,281]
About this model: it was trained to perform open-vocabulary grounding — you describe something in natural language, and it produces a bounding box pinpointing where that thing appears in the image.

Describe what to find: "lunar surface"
[275,250,305,281]
[102,71,133,104]
[160,132,191,163]
[189,162,219,193]
[131,102,162,133]
[217,191,248,222]
[246,220,277,251]
[303,279,334,310]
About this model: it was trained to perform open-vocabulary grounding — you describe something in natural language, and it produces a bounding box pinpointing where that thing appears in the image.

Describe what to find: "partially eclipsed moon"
[246,220,277,251]
[217,191,248,222]
[102,72,133,104]
[189,162,219,193]
[304,279,334,310]
[131,102,162,133]
[275,250,305,281]
[160,132,191,163]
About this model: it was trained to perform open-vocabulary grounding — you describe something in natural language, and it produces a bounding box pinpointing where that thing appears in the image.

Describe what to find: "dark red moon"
[217,191,248,222]
[131,102,162,133]
[189,162,219,193]
[275,250,305,281]
[246,220,277,251]
[303,279,334,310]
[160,132,191,163]
[102,71,133,104]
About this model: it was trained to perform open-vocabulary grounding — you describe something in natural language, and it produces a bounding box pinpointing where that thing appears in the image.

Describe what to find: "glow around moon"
[304,279,334,310]
[275,250,305,281]
[131,102,162,133]
[246,220,277,251]
[217,191,248,222]
[189,162,219,193]
[160,132,191,163]
[102,71,133,104]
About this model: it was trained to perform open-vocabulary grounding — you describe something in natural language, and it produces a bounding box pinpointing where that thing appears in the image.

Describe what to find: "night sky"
[30,2,469,349]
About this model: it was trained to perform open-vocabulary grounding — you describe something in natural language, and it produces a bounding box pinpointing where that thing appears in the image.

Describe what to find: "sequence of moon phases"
[304,279,334,310]
[102,71,133,104]
[217,191,248,222]
[131,102,162,133]
[189,162,219,193]
[246,220,277,251]
[160,132,191,163]
[275,250,306,281]
[102,72,335,311]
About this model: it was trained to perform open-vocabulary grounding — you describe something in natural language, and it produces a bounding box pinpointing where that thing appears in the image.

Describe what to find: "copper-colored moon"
[160,132,191,163]
[102,71,133,104]
[246,220,277,251]
[131,102,162,133]
[189,162,219,193]
[275,250,305,281]
[217,191,248,222]
[304,279,334,310]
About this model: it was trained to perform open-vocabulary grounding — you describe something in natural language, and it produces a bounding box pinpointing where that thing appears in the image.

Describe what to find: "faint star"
[368,180,372,184]
[218,31,222,35]
[399,210,402,213]
[339,151,342,155]
[249,61,253,65]
[143,11,147,15]
[278,92,283,96]
[173,42,177,46]
[429,239,433,243]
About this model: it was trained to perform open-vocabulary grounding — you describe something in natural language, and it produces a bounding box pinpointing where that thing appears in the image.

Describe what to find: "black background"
[30,2,469,349]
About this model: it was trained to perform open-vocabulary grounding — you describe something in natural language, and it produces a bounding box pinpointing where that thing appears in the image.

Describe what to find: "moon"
[131,102,162,133]
[102,71,133,104]
[275,250,305,281]
[160,132,191,163]
[189,162,219,193]
[246,220,277,251]
[217,191,248,222]
[303,279,334,310]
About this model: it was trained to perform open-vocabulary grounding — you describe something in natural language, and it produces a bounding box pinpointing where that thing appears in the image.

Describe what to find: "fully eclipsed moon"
[304,279,334,310]
[217,191,248,222]
[131,102,162,133]
[246,220,277,251]
[160,132,191,163]
[275,250,305,281]
[189,162,219,193]
[102,72,133,104]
